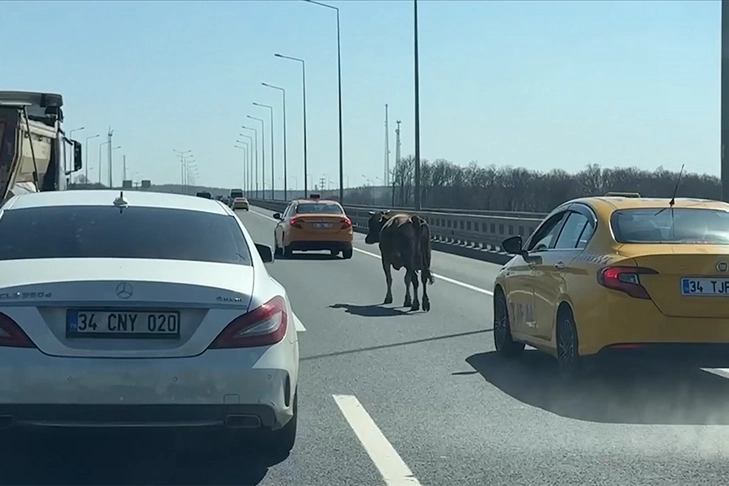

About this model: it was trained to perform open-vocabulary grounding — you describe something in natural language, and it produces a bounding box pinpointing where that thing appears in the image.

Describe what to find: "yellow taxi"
[272,195,353,259]
[493,192,729,379]
[231,197,249,211]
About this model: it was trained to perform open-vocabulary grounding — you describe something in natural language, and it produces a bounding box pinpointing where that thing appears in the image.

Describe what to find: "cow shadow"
[329,303,411,317]
[467,350,729,425]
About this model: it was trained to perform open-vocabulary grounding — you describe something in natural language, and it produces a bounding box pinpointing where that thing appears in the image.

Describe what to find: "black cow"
[364,210,434,312]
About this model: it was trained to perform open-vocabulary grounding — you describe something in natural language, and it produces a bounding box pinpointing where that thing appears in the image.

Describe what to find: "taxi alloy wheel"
[342,248,353,259]
[556,312,582,381]
[493,292,524,357]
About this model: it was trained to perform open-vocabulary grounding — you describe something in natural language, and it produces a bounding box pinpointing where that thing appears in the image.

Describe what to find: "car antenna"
[113,190,129,213]
[655,164,685,217]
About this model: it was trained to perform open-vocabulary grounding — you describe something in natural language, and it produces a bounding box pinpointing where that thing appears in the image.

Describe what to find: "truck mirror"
[73,140,82,172]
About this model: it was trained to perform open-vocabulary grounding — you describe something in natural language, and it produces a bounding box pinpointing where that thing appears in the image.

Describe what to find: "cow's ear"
[368,211,376,216]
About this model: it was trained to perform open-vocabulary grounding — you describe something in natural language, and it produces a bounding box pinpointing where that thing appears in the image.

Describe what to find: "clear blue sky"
[1,0,720,190]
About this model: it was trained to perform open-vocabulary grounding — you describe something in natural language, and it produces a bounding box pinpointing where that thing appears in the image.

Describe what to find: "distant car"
[0,190,299,457]
[494,193,729,380]
[232,197,249,211]
[196,191,212,199]
[272,195,353,259]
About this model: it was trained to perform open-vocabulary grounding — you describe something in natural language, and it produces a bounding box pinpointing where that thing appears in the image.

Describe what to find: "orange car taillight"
[597,266,658,300]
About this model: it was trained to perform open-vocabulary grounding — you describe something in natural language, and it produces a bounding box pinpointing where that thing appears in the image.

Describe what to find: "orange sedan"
[273,196,354,259]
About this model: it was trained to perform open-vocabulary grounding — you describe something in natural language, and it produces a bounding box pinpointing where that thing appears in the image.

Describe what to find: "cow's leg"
[421,269,430,312]
[409,269,420,311]
[403,272,412,308]
[382,259,394,305]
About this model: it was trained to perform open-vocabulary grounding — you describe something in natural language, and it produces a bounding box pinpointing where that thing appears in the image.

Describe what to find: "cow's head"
[364,210,391,244]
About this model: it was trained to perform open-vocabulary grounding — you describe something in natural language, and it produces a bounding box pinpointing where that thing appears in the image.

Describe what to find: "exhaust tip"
[225,414,262,429]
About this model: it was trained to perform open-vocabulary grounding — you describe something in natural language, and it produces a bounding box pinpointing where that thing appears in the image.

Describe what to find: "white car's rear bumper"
[0,341,298,431]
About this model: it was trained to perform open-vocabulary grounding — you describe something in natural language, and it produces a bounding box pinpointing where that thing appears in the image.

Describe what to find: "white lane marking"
[333,394,422,486]
[247,208,494,296]
[291,312,306,332]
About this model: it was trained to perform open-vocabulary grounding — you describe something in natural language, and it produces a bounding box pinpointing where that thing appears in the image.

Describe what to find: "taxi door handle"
[554,261,565,271]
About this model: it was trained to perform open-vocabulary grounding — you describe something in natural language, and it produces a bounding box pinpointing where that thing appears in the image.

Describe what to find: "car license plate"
[66,310,181,338]
[681,278,729,296]
[313,223,332,229]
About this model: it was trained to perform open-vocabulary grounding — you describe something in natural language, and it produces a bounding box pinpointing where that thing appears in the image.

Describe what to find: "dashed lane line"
[333,394,423,486]
[245,209,494,296]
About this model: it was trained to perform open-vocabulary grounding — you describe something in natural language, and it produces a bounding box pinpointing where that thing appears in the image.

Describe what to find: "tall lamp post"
[238,133,254,195]
[262,83,289,201]
[303,0,343,203]
[85,134,100,182]
[275,53,309,198]
[413,0,422,210]
[253,102,275,200]
[234,143,249,191]
[240,127,259,198]
[247,116,266,200]
[722,0,729,201]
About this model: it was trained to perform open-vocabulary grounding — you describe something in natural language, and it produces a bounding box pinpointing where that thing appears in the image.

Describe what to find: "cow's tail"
[412,215,435,285]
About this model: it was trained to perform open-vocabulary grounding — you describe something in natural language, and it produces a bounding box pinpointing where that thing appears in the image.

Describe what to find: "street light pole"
[413,0,422,210]
[173,149,192,194]
[238,134,254,195]
[263,83,289,201]
[98,141,110,185]
[275,53,308,198]
[723,0,729,201]
[234,143,249,191]
[85,134,100,183]
[304,0,344,202]
[247,115,266,200]
[253,102,275,200]
[241,127,259,198]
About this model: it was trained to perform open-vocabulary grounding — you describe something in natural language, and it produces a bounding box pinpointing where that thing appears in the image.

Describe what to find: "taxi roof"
[291,198,341,205]
[571,196,729,213]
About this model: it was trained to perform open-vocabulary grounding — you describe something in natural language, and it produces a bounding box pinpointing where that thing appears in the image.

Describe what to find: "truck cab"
[0,91,83,204]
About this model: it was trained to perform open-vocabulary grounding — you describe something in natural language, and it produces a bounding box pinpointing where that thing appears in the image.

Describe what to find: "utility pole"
[107,128,114,188]
[394,120,401,206]
[722,0,729,201]
[123,155,127,182]
[384,104,390,186]
[318,176,326,194]
[413,0,422,210]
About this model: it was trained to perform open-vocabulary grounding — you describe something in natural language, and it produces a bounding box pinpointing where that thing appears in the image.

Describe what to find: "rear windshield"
[0,206,252,264]
[295,203,343,215]
[230,190,243,198]
[611,208,729,244]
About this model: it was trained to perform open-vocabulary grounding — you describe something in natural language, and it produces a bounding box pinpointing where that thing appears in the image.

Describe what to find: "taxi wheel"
[556,308,583,381]
[274,239,283,258]
[342,248,353,259]
[284,245,294,258]
[493,291,524,357]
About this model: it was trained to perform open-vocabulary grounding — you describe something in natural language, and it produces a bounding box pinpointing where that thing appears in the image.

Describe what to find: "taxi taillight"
[340,217,352,229]
[290,217,304,228]
[597,266,658,300]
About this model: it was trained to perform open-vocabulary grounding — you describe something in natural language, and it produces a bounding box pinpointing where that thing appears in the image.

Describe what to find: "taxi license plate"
[66,310,181,338]
[681,278,729,296]
[313,223,332,229]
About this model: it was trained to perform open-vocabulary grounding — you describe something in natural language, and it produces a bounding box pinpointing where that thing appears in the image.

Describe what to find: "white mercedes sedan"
[0,189,300,457]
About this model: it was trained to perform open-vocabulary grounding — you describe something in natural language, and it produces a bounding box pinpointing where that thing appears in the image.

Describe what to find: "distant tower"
[107,127,114,188]
[384,104,390,186]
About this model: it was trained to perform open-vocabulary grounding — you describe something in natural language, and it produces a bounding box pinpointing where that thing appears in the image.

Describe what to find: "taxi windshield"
[295,203,343,215]
[611,208,729,244]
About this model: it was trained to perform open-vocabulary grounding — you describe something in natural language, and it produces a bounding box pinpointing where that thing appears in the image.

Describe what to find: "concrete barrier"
[246,199,545,266]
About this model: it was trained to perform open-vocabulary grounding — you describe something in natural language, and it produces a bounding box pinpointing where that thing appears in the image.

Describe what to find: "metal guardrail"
[246,199,544,264]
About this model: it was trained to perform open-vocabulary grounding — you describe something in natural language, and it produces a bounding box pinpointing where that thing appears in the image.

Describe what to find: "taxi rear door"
[531,204,597,340]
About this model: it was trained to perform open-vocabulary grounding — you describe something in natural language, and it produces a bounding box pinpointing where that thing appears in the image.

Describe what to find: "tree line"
[343,155,721,213]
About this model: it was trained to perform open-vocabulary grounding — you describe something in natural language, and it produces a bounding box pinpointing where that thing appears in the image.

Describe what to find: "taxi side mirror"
[255,243,274,263]
[272,212,282,220]
[502,235,525,255]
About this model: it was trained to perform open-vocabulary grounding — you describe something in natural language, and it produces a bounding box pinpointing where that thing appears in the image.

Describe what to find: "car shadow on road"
[0,430,281,485]
[467,350,729,425]
[329,303,411,317]
[282,252,338,261]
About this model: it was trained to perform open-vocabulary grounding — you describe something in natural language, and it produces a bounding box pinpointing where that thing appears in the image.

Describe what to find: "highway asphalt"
[5,206,729,485]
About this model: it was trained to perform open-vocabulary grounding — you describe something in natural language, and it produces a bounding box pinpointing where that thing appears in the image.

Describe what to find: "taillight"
[597,266,658,300]
[290,217,303,228]
[340,217,352,229]
[209,296,288,349]
[0,312,34,348]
